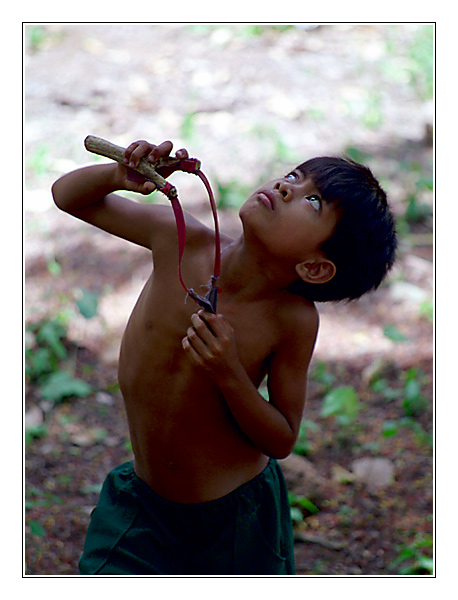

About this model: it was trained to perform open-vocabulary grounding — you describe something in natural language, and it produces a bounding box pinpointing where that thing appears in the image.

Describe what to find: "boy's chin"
[239,195,257,217]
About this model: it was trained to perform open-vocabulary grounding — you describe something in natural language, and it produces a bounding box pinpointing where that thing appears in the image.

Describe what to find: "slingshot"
[84,135,221,313]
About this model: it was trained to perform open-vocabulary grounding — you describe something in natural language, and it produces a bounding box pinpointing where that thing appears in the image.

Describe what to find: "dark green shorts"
[79,459,295,575]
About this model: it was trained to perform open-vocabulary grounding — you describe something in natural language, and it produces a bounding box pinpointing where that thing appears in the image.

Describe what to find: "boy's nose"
[274,181,293,202]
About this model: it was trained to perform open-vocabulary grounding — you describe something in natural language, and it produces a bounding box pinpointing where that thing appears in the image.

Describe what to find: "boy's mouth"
[257,191,275,210]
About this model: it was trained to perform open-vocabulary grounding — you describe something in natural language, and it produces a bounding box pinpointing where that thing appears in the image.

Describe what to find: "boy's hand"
[182,311,241,379]
[115,140,189,195]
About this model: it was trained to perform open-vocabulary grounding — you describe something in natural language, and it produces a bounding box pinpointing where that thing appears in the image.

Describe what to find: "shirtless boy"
[52,139,397,575]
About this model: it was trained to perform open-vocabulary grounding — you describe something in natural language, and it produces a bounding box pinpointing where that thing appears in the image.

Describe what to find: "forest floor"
[24,24,433,576]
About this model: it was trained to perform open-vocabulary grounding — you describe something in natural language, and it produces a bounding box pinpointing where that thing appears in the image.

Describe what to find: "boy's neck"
[219,236,297,299]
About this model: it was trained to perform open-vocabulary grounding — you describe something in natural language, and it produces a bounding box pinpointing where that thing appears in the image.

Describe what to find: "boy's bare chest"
[120,273,279,389]
[219,299,278,380]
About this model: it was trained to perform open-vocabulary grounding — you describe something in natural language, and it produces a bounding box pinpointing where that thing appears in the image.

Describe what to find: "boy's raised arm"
[51,140,185,250]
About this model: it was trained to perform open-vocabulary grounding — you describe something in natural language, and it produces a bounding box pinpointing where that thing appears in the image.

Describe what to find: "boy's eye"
[306,195,321,211]
[285,172,298,181]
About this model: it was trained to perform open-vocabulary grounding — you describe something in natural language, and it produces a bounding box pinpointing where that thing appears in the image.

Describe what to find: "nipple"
[164,456,179,470]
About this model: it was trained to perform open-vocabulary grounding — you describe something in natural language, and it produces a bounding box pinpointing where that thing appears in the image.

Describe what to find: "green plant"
[383,325,409,342]
[26,24,65,54]
[380,417,432,449]
[25,315,93,404]
[215,179,251,209]
[27,144,51,177]
[250,123,298,164]
[403,368,428,417]
[289,492,320,524]
[381,419,399,438]
[395,161,433,229]
[362,90,383,129]
[383,25,433,103]
[27,25,49,52]
[401,417,433,449]
[25,487,63,510]
[338,504,358,527]
[180,111,198,142]
[40,370,92,403]
[344,146,372,164]
[28,520,46,538]
[407,25,434,101]
[188,24,295,40]
[293,420,320,456]
[403,193,433,225]
[419,299,433,322]
[76,289,99,319]
[240,25,295,37]
[310,360,335,391]
[47,257,62,276]
[25,317,68,381]
[390,534,433,575]
[370,377,399,402]
[321,386,361,427]
[25,423,48,446]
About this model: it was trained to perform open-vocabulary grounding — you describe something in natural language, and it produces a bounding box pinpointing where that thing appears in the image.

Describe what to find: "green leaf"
[321,386,360,426]
[36,319,67,359]
[296,497,320,514]
[40,371,92,402]
[383,325,408,342]
[293,420,320,456]
[405,377,421,401]
[25,423,48,446]
[29,520,46,537]
[77,289,99,319]
[290,506,304,523]
[25,347,55,378]
[47,258,62,276]
[382,420,398,437]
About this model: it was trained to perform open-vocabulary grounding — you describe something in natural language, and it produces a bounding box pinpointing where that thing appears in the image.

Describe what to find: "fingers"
[124,140,173,168]
[125,166,157,194]
[182,310,236,367]
[183,314,212,359]
[183,325,210,363]
[148,140,174,162]
[182,336,205,366]
[189,311,216,341]
[175,148,189,160]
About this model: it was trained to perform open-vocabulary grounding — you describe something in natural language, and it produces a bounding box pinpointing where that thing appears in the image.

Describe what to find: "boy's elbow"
[51,180,68,212]
[268,420,298,459]
[51,181,62,208]
[270,445,294,460]
[268,450,292,460]
[265,436,296,460]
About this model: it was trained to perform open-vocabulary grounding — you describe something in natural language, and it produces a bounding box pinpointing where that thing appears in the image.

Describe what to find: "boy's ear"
[296,258,336,285]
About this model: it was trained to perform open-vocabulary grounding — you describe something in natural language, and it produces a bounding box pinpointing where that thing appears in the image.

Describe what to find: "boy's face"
[240,169,339,268]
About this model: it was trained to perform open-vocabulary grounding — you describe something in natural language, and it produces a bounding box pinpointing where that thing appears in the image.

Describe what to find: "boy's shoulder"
[182,208,230,247]
[275,292,319,344]
[262,293,318,383]
[148,204,218,251]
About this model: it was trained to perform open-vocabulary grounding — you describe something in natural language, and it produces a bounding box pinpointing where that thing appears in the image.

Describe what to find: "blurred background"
[24,23,433,575]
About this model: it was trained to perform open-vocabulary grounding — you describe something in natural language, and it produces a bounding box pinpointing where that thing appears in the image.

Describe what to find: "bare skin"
[52,140,338,503]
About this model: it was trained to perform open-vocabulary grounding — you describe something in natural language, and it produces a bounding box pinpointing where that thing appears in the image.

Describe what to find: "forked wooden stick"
[84,135,185,195]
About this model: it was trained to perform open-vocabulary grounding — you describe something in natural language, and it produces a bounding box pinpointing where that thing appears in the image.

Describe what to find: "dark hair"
[289,156,397,302]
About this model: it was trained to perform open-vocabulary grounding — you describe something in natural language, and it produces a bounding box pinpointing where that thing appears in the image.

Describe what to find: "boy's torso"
[117,230,308,503]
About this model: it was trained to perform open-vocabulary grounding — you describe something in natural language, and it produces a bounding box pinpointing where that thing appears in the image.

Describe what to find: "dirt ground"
[24,24,433,576]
